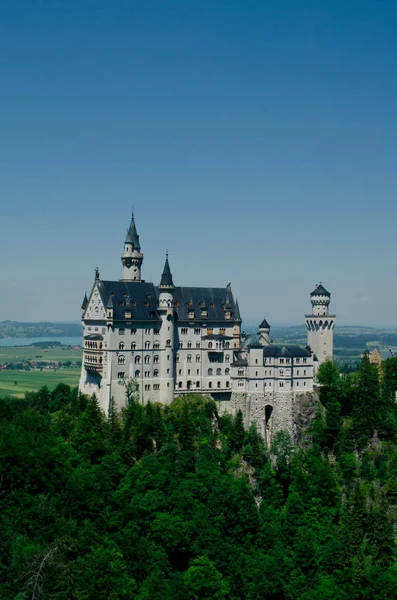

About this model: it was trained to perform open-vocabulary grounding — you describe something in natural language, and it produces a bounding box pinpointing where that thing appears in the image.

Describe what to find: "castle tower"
[157,253,175,405]
[258,317,271,346]
[305,283,336,368]
[121,211,144,281]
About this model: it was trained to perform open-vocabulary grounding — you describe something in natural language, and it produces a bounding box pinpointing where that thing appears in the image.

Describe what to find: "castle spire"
[121,210,144,281]
[125,210,141,250]
[159,251,174,290]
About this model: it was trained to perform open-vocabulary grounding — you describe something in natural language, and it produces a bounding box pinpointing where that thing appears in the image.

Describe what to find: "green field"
[0,368,81,398]
[0,346,82,363]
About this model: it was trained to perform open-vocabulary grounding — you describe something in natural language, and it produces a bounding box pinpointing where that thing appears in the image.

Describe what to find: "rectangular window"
[304,370,307,375]
[280,382,284,388]
[304,382,307,387]
[296,358,300,364]
[297,370,300,375]
[207,328,213,335]
[219,328,226,335]
[296,381,299,387]
[303,358,307,364]
[145,328,151,335]
[118,372,125,379]
[181,328,188,335]
[153,384,160,390]
[194,328,201,335]
[279,359,284,364]
[153,328,160,335]
[131,328,137,334]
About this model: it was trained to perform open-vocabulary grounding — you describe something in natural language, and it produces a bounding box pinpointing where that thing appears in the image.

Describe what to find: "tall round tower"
[305,283,336,368]
[121,211,144,281]
[158,253,175,405]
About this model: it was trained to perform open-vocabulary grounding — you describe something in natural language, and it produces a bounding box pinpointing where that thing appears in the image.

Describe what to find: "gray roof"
[159,254,174,289]
[263,345,312,358]
[81,292,88,310]
[94,281,240,323]
[125,214,141,250]
[259,317,270,329]
[172,287,239,322]
[311,283,330,297]
[243,334,263,349]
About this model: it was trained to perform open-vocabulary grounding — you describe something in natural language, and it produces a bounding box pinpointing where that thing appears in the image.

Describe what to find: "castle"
[79,213,335,438]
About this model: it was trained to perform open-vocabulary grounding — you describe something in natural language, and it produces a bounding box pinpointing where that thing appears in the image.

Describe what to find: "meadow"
[0,368,80,398]
[0,345,82,398]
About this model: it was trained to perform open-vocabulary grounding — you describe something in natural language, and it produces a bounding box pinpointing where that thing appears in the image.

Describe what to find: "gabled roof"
[310,283,330,297]
[262,345,312,358]
[170,286,239,322]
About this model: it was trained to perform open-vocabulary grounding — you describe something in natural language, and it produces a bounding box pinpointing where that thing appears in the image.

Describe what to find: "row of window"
[119,328,161,336]
[263,357,308,365]
[85,341,103,349]
[176,381,230,390]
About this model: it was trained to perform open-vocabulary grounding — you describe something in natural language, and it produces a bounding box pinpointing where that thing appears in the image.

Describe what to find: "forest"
[1,354,397,599]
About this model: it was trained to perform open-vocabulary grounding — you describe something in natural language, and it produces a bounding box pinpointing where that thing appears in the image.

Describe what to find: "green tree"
[183,555,229,600]
[352,353,380,445]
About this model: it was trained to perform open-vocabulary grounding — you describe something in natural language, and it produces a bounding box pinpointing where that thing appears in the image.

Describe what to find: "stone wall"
[222,388,320,445]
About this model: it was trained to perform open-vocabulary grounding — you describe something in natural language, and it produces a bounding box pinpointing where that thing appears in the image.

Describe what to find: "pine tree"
[230,410,245,450]
[352,353,380,446]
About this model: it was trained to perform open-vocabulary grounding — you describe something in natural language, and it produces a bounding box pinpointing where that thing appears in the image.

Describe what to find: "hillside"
[0,321,82,339]
[1,356,397,599]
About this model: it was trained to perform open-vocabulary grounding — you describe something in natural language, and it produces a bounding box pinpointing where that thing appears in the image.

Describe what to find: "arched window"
[187,342,192,349]
[226,381,230,388]
[166,339,171,347]
[154,369,159,377]
[187,355,192,363]
[144,355,150,364]
[118,355,125,365]
[131,342,136,350]
[225,354,230,363]
[208,368,213,376]
[154,355,159,364]
[238,368,244,376]
[145,341,151,350]
[135,369,140,378]
[225,368,230,375]
[196,355,200,362]
[216,368,221,376]
[217,381,221,389]
[179,342,183,349]
[153,342,160,350]
[135,355,141,364]
[225,342,230,349]
[208,342,213,349]
[209,382,212,389]
[196,381,200,388]
[119,342,124,350]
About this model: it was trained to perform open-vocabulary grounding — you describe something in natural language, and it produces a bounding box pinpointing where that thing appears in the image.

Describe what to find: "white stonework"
[78,213,333,439]
[305,283,336,370]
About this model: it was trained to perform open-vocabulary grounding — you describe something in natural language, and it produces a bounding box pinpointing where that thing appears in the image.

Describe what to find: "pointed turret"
[159,252,174,290]
[121,210,144,281]
[258,316,271,346]
[235,299,241,320]
[125,211,141,250]
[81,292,88,311]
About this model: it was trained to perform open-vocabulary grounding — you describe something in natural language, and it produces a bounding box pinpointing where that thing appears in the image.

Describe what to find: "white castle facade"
[79,213,335,438]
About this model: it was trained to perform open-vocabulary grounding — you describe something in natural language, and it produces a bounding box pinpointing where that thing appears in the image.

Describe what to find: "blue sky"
[1,0,396,325]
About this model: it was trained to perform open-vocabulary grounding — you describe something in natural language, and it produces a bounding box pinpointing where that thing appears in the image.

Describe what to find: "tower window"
[144,355,150,364]
[196,355,200,362]
[154,369,159,377]
[118,355,125,365]
[135,356,141,364]
[154,355,159,364]
[119,342,124,350]
[131,342,136,350]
